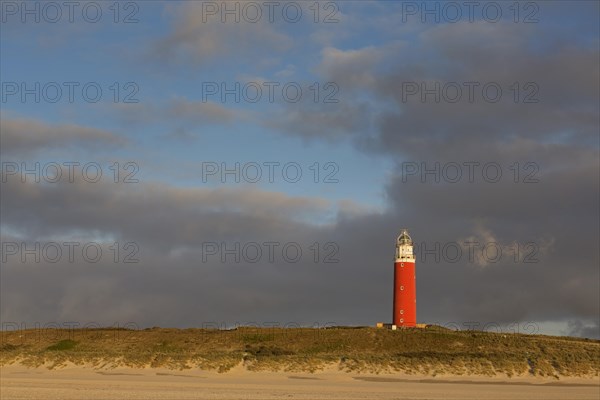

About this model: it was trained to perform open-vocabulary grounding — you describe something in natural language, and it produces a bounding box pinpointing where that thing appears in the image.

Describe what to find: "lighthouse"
[393,229,416,327]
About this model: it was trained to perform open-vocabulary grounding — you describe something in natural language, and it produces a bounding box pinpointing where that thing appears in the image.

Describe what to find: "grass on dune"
[1,326,598,378]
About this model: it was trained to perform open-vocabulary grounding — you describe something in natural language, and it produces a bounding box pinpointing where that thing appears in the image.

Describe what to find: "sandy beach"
[2,364,598,400]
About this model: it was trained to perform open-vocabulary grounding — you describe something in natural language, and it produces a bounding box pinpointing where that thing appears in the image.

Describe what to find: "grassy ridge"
[1,326,598,378]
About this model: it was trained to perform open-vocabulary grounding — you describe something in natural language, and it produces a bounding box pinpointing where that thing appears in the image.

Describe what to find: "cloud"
[150,2,292,66]
[231,19,600,334]
[0,117,126,157]
[567,320,600,340]
[268,21,600,318]
[0,173,360,326]
[1,160,598,334]
[166,97,238,124]
[458,223,555,269]
[0,175,333,245]
[114,99,237,125]
[263,101,373,140]
[111,98,244,136]
[354,24,595,155]
[1,10,598,338]
[317,42,404,90]
[255,21,593,153]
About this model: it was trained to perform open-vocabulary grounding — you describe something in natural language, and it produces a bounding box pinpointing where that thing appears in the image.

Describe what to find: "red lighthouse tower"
[393,229,416,327]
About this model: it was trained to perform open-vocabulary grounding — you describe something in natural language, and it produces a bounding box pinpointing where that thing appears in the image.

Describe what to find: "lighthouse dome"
[397,229,412,245]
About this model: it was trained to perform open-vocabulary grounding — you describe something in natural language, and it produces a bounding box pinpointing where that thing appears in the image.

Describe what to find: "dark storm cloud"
[567,320,600,340]
[386,172,599,329]
[1,167,598,335]
[257,19,600,334]
[0,176,331,245]
[296,22,598,152]
[2,12,598,339]
[367,23,599,335]
[370,23,599,156]
[0,173,387,327]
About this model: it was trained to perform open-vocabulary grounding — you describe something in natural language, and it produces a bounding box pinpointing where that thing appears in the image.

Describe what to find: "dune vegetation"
[1,326,598,379]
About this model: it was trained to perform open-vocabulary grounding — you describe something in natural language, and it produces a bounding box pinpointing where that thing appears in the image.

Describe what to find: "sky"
[0,1,599,339]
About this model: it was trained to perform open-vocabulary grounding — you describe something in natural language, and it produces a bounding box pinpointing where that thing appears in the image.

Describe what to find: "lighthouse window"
[401,263,404,267]
[400,286,404,290]
[400,310,404,314]
[400,318,404,323]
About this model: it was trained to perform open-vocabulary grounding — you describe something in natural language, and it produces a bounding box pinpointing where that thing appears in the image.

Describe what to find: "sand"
[1,364,599,400]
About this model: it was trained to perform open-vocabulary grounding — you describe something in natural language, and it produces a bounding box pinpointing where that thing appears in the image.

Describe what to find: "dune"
[1,326,598,399]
